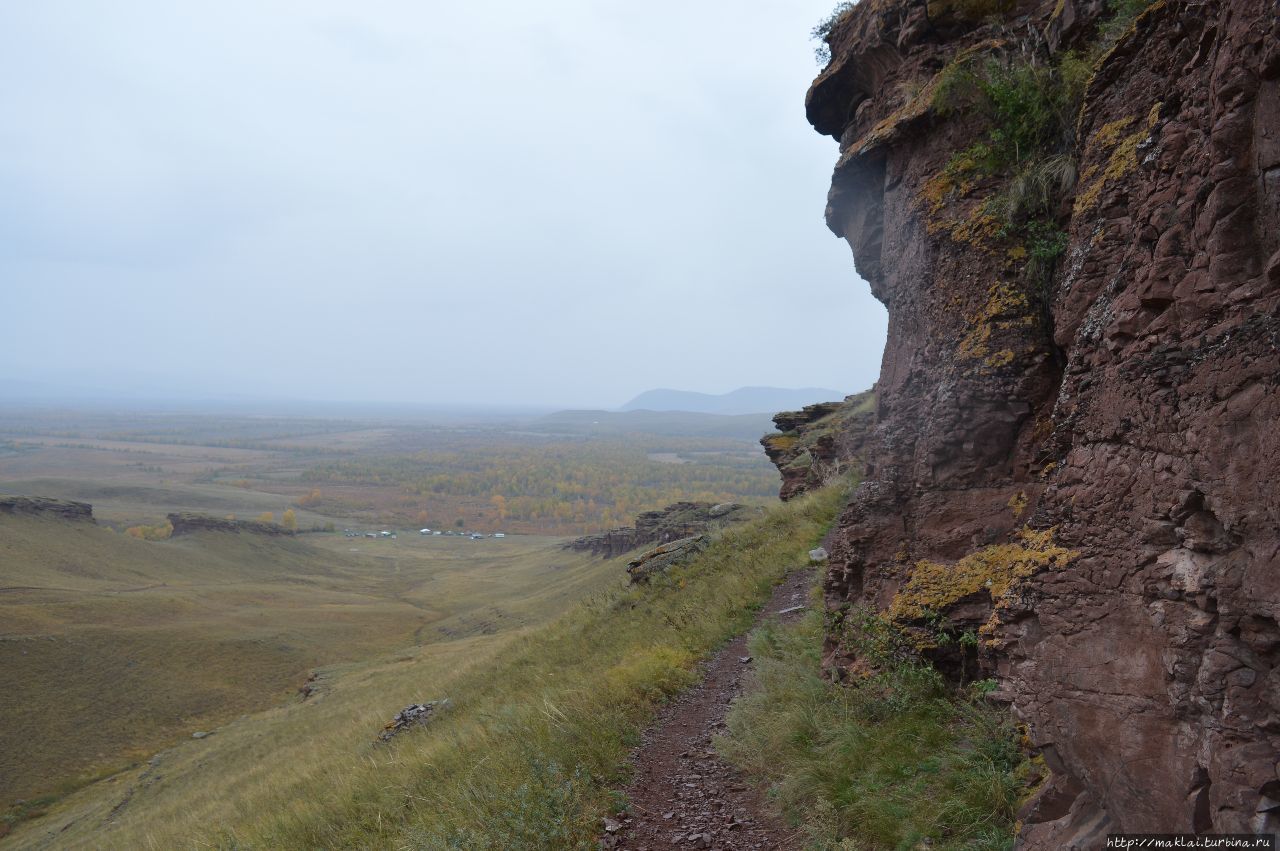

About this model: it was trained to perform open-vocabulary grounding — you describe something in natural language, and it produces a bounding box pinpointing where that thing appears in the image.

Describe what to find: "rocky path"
[603,569,813,850]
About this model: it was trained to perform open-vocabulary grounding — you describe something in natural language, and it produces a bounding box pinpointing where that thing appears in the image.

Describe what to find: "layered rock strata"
[761,388,875,500]
[565,501,757,559]
[0,495,94,522]
[800,0,1280,843]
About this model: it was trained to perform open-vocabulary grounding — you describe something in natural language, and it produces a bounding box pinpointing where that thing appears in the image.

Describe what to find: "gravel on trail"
[602,568,815,850]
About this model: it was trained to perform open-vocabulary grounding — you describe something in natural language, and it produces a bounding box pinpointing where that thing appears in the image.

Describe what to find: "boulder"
[626,535,710,584]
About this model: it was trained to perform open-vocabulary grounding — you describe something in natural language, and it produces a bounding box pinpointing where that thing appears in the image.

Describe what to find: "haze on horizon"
[0,0,887,410]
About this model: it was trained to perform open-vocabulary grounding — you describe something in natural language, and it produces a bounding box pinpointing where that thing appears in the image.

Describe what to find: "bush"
[811,3,856,65]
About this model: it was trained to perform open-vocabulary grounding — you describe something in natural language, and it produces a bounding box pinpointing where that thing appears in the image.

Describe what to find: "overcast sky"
[0,0,886,409]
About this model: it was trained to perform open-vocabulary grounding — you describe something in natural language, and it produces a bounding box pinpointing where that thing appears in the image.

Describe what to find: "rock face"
[167,512,293,537]
[565,501,757,559]
[377,700,449,743]
[760,389,875,501]
[626,535,711,584]
[0,495,94,522]
[802,0,1280,843]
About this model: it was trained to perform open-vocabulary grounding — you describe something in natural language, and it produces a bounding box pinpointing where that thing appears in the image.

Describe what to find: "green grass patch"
[718,606,1026,851]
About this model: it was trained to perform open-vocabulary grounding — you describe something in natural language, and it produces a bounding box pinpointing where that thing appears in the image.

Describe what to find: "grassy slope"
[718,609,1027,850]
[5,484,846,850]
[0,518,613,827]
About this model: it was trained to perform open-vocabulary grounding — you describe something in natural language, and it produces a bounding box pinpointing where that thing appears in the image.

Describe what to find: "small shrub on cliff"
[811,2,856,65]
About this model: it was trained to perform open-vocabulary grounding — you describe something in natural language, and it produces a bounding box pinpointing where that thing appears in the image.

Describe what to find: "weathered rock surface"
[626,534,710,584]
[801,0,1280,843]
[565,501,757,559]
[760,388,875,501]
[0,495,93,522]
[167,512,293,537]
[377,700,449,743]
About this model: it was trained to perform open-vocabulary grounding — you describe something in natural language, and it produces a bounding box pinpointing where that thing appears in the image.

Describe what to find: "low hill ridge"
[619,386,843,415]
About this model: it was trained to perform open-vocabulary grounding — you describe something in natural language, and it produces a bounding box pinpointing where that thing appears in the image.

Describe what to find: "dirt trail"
[605,568,813,850]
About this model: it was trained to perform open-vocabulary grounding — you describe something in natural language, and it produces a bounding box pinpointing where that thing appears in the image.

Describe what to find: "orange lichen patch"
[888,527,1078,623]
[1008,490,1028,519]
[1074,102,1162,214]
[956,281,1035,366]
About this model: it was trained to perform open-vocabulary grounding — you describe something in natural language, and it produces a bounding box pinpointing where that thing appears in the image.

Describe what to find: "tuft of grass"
[718,608,1026,850]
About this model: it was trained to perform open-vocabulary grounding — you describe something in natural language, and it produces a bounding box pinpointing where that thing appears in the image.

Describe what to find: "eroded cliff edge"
[802,0,1280,844]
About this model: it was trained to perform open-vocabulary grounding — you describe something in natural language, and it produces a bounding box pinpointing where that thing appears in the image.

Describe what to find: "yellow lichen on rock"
[956,281,1035,367]
[763,434,799,452]
[1073,103,1161,214]
[1008,490,1028,519]
[888,527,1077,623]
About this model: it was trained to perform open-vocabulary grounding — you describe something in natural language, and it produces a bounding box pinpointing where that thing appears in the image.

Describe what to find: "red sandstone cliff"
[801,0,1280,843]
[760,388,876,500]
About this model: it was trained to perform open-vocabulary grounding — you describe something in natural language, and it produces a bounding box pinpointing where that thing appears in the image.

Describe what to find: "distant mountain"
[535,409,775,440]
[618,386,844,416]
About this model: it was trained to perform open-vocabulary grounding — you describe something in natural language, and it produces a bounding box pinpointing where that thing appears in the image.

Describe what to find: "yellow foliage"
[281,508,297,531]
[1007,491,1028,519]
[124,520,173,541]
[255,511,275,524]
[888,527,1077,623]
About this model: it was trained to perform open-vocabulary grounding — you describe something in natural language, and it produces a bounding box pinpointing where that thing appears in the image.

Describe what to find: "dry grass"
[0,517,615,833]
[4,484,847,849]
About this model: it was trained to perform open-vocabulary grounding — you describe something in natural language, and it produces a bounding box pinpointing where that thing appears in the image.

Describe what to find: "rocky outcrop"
[625,535,711,584]
[806,0,1280,843]
[167,512,293,537]
[0,495,94,522]
[565,501,757,559]
[761,389,875,500]
[377,700,449,743]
